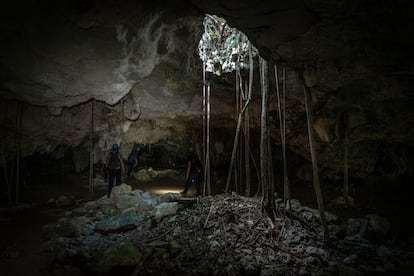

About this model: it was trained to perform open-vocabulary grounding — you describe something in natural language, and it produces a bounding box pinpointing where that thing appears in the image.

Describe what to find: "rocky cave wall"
[192,0,414,182]
[0,0,207,172]
[0,0,413,184]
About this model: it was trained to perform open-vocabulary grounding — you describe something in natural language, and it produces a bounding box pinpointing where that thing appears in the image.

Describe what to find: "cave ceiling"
[1,0,411,108]
[0,0,413,178]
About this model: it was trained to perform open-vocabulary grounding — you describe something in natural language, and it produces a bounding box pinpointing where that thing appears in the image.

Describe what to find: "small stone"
[210,240,220,250]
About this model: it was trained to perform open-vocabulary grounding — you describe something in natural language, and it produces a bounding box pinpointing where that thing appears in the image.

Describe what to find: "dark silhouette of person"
[105,143,125,198]
[126,144,142,178]
[182,147,202,196]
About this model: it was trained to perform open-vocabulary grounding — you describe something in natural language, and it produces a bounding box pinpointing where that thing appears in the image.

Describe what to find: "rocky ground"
[36,183,414,276]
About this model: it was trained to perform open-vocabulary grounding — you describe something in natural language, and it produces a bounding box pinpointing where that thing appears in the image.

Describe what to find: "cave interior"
[0,0,414,275]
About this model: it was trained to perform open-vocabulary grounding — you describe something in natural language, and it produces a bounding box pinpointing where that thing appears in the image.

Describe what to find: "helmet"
[112,143,119,150]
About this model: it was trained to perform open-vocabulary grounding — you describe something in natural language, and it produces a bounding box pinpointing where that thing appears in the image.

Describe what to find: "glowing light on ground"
[150,188,182,195]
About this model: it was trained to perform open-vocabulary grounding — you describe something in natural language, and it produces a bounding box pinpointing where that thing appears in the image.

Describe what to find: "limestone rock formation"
[0,0,413,182]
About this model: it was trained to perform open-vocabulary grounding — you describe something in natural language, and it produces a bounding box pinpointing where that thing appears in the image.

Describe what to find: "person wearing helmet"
[105,143,125,198]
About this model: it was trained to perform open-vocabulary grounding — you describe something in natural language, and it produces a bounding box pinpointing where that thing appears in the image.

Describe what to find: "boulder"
[152,202,179,222]
[159,192,181,203]
[111,184,132,198]
[95,214,145,234]
[114,194,152,213]
[130,189,160,208]
[135,168,153,182]
[86,241,143,273]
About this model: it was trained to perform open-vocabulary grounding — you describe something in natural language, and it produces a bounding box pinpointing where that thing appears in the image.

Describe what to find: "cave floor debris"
[37,185,414,275]
[1,169,414,275]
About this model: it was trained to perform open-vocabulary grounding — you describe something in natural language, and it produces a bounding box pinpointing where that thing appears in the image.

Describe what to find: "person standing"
[105,143,125,198]
[182,147,202,196]
[126,144,142,178]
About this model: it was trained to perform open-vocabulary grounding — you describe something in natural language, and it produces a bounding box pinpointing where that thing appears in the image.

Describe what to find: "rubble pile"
[41,186,414,275]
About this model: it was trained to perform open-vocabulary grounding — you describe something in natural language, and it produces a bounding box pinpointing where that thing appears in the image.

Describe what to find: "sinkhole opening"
[198,14,258,76]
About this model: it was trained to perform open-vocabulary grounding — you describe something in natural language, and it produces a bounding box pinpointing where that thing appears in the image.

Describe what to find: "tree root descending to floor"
[41,185,413,275]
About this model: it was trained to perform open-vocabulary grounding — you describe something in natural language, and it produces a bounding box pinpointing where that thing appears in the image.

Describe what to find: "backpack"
[108,151,121,169]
